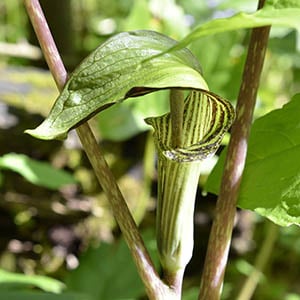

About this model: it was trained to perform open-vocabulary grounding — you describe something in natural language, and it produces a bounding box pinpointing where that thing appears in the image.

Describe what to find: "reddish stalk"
[198,0,270,299]
[23,1,169,298]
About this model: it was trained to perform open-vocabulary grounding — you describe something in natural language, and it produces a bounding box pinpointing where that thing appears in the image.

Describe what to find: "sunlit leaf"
[0,153,76,190]
[266,0,300,9]
[160,5,300,52]
[206,94,300,226]
[25,30,207,140]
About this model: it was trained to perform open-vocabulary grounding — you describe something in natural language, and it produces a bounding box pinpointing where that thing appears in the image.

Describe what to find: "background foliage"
[0,0,299,299]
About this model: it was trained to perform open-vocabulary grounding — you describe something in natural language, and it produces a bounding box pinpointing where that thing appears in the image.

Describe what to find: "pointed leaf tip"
[25,122,68,140]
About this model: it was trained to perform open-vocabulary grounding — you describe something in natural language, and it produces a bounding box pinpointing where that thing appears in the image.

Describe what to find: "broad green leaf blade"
[266,0,300,9]
[0,153,76,190]
[0,269,65,293]
[26,30,207,140]
[65,231,158,300]
[162,6,300,52]
[206,93,300,226]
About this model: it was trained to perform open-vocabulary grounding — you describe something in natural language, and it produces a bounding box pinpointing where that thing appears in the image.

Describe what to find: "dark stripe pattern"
[146,89,235,272]
[145,89,235,162]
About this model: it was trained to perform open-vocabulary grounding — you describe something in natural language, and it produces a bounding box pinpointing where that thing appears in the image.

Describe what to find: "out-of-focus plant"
[0,153,75,190]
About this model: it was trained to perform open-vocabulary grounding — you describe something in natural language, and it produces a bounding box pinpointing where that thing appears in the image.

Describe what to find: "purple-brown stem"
[198,0,270,299]
[23,1,170,298]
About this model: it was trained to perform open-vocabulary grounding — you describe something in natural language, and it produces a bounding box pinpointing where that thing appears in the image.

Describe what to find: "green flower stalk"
[155,158,201,273]
[146,90,234,276]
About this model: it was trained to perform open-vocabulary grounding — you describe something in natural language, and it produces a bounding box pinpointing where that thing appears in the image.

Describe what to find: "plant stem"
[198,0,270,299]
[23,0,67,89]
[23,1,171,298]
[169,89,184,148]
[237,221,279,300]
[163,89,186,295]
[76,123,167,299]
[163,268,185,296]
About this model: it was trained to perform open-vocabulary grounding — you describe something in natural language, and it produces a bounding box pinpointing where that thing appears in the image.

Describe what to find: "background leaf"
[164,5,300,52]
[189,30,245,101]
[206,93,300,226]
[98,90,168,141]
[0,291,92,300]
[0,269,65,293]
[65,230,158,300]
[0,153,76,190]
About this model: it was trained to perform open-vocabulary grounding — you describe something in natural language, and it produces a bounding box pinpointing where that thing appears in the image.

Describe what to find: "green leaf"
[0,269,65,293]
[189,30,245,101]
[160,6,300,52]
[182,288,199,300]
[65,231,159,300]
[206,94,300,226]
[122,0,152,31]
[25,30,207,140]
[0,153,76,190]
[0,292,92,300]
[266,0,300,9]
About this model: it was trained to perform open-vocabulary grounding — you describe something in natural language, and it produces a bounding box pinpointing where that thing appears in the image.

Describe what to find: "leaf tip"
[25,122,67,141]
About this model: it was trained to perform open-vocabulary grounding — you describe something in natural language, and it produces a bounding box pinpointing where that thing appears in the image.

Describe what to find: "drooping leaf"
[25,30,208,140]
[158,4,300,53]
[0,153,76,190]
[266,0,300,9]
[0,269,65,293]
[206,93,300,226]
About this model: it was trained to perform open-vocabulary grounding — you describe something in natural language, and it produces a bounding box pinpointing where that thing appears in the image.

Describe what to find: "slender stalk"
[157,159,201,294]
[23,0,67,88]
[164,89,186,294]
[76,123,169,299]
[169,89,184,148]
[23,1,171,298]
[237,221,279,300]
[198,0,270,299]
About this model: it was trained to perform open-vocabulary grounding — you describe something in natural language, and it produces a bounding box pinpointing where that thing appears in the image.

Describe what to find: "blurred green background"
[0,0,299,299]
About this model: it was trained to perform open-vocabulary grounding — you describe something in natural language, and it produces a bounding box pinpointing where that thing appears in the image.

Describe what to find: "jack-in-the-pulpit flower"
[24,29,235,278]
[146,89,234,274]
